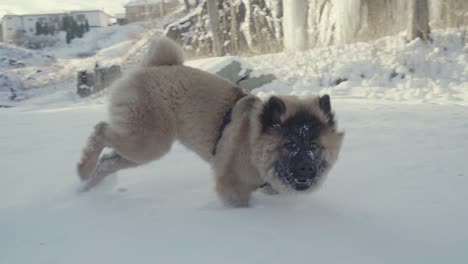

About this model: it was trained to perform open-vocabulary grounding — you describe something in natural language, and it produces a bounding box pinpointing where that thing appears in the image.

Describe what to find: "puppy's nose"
[293,158,317,181]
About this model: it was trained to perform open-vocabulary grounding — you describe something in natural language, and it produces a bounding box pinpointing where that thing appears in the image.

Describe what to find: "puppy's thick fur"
[77,37,344,207]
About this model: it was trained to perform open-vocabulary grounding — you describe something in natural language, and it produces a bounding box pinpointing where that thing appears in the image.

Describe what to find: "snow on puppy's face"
[251,95,344,194]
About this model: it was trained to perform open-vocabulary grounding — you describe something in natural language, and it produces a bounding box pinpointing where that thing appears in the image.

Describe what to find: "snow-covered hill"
[0,8,187,104]
[0,44,55,71]
[0,22,149,103]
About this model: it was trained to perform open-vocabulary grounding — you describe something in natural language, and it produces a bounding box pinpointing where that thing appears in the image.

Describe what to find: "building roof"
[71,10,114,18]
[114,13,126,19]
[12,11,66,17]
[1,9,114,20]
[124,0,162,8]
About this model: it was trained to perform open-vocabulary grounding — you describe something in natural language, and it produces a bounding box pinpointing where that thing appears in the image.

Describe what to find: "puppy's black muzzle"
[291,154,318,181]
[275,143,325,191]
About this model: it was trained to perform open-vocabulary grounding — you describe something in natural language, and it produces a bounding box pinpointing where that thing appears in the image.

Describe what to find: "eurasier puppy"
[77,37,344,207]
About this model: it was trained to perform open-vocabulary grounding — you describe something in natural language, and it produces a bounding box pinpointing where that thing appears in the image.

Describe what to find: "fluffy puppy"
[77,37,344,207]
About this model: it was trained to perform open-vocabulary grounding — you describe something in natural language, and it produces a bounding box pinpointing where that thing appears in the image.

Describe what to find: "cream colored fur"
[249,96,344,195]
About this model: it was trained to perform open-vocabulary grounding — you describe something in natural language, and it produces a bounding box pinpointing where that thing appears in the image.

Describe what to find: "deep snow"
[1,100,467,264]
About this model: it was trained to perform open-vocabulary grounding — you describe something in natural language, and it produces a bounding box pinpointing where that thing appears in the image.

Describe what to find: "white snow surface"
[0,44,55,71]
[1,99,467,264]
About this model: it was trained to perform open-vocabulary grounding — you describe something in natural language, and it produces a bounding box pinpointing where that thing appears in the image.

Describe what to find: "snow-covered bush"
[0,72,25,101]
[20,35,61,50]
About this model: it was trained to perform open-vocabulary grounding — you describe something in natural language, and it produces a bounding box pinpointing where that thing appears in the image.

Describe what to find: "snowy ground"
[1,99,467,264]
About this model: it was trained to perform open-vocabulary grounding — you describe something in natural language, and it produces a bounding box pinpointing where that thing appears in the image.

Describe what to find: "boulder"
[214,59,276,91]
[76,64,122,97]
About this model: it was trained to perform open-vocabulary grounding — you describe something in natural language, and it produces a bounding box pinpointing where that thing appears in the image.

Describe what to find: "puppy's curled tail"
[141,36,184,67]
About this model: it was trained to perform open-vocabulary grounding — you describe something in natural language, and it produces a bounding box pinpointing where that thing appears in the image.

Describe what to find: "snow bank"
[247,28,468,106]
[0,44,55,72]
[42,22,148,59]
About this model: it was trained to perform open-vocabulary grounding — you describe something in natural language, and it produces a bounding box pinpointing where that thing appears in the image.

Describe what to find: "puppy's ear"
[261,96,285,128]
[319,94,331,114]
[319,94,335,125]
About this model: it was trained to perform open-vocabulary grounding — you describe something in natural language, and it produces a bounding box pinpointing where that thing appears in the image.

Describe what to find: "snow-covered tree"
[77,24,85,38]
[430,0,468,28]
[66,30,73,44]
[408,0,430,41]
[207,0,224,56]
[335,0,362,44]
[62,16,72,32]
[283,0,308,51]
[35,22,43,35]
[184,0,191,12]
[166,0,467,55]
[85,20,90,32]
[160,0,166,17]
[229,0,239,53]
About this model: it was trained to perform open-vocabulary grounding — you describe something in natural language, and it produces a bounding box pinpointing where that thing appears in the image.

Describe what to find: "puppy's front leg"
[259,184,279,195]
[215,172,254,207]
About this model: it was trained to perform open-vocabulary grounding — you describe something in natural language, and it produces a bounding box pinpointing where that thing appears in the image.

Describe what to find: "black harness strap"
[212,91,250,155]
[212,107,234,155]
[211,91,269,189]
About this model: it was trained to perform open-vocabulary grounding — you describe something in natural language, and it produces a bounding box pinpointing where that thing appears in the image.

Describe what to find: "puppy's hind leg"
[81,151,138,192]
[77,122,108,181]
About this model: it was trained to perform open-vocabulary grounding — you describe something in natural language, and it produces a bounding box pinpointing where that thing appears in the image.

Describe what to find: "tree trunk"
[240,0,255,52]
[408,0,430,41]
[230,0,239,53]
[271,0,283,43]
[283,0,308,51]
[160,0,166,17]
[207,0,224,56]
[184,0,191,12]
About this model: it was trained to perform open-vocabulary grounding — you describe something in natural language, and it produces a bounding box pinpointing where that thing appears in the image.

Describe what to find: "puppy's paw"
[78,171,116,192]
[77,159,94,181]
[221,196,250,208]
[216,186,251,208]
[93,121,108,139]
[259,184,279,195]
[77,122,108,181]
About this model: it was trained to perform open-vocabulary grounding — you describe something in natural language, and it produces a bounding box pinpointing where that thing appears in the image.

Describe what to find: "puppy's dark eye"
[309,142,321,149]
[284,141,293,148]
[272,124,282,130]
